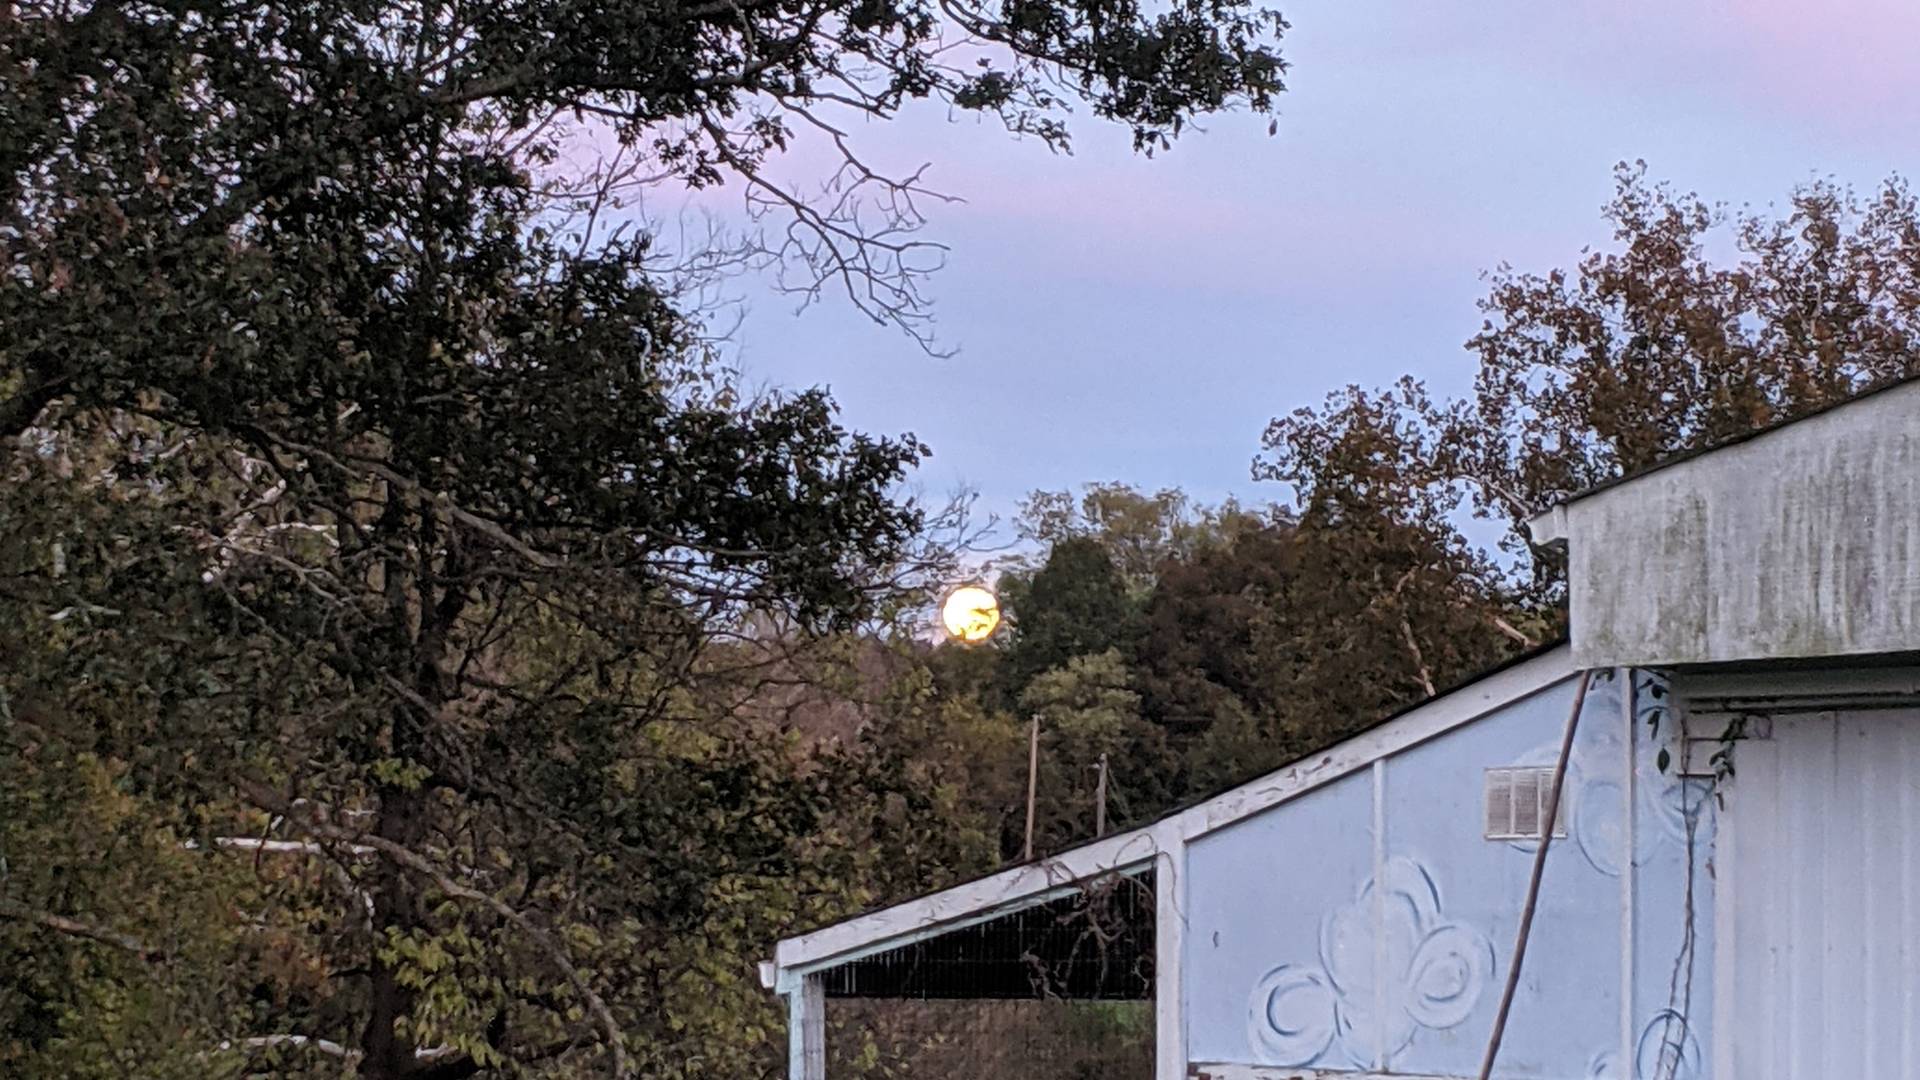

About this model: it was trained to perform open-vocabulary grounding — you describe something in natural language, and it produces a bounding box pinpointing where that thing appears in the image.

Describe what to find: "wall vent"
[1483,767,1568,841]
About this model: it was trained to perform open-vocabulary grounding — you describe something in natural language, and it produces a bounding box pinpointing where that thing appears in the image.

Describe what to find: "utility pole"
[1029,714,1044,857]
[1094,753,1109,837]
[1022,714,1041,862]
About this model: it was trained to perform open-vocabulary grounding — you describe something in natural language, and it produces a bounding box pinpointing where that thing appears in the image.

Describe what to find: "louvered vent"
[1484,767,1568,840]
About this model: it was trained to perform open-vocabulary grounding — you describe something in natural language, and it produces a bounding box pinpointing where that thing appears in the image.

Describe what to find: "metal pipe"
[1475,668,1593,1080]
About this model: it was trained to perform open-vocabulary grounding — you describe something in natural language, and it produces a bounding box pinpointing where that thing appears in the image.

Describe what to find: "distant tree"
[925,636,1009,715]
[1133,523,1291,744]
[1219,510,1522,785]
[1015,483,1262,590]
[998,537,1139,705]
[1133,508,1524,796]
[996,472,1520,808]
[1018,651,1174,855]
[1461,164,1920,542]
[997,484,1274,718]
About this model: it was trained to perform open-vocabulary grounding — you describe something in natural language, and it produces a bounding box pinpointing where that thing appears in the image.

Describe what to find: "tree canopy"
[3,0,1288,1077]
[1263,164,1920,593]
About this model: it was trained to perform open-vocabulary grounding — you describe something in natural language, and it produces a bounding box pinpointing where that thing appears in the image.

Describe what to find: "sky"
[699,0,1920,532]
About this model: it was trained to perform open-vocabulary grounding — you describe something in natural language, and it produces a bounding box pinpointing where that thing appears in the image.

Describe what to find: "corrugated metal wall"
[1717,709,1920,1079]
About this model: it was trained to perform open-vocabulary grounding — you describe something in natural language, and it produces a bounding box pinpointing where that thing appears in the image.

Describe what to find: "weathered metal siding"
[1183,673,1714,1079]
[1533,378,1920,670]
[1715,709,1920,1080]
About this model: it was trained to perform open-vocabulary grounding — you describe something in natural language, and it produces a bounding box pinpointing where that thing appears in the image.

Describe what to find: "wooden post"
[787,975,825,1080]
[1094,752,1109,837]
[1154,845,1188,1080]
[1023,714,1040,862]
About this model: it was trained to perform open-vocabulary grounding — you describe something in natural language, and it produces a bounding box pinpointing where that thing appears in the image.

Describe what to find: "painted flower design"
[1248,856,1495,1067]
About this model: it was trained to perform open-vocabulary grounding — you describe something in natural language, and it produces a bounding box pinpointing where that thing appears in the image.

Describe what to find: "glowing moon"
[940,585,1001,644]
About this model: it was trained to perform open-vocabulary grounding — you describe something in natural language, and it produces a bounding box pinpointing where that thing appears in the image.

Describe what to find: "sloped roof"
[765,641,1576,988]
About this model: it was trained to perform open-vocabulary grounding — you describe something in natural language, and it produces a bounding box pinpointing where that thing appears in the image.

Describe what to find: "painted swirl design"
[1246,856,1495,1067]
[1246,964,1337,1064]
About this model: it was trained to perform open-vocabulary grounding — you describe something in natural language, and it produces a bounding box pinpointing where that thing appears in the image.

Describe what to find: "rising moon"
[940,585,1001,644]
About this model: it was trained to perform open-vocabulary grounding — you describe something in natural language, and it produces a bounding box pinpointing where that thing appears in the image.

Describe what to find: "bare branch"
[0,899,165,961]
[216,1034,462,1066]
[1488,614,1538,649]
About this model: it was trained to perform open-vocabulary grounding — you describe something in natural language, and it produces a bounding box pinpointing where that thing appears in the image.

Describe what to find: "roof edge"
[768,642,1579,984]
[1535,373,1920,517]
[1526,503,1571,546]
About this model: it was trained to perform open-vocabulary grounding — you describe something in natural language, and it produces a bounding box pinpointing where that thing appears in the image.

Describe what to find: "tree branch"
[1488,613,1538,649]
[240,783,633,1080]
[217,1034,463,1068]
[0,899,165,961]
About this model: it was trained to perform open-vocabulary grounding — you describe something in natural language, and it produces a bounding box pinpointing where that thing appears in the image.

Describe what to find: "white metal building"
[765,377,1920,1080]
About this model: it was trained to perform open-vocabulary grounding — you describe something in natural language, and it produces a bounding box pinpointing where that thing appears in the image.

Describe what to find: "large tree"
[1252,168,1920,751]
[1264,164,1920,601]
[2,1,1287,1077]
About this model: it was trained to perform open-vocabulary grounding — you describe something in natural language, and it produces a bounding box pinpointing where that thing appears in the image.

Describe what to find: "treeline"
[916,482,1534,860]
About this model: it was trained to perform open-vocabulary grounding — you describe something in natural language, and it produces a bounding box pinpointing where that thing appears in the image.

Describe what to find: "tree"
[0,414,940,1079]
[1461,163,1920,542]
[1220,510,1521,784]
[1018,650,1173,855]
[3,0,1286,365]
[1014,483,1260,590]
[1132,522,1291,745]
[998,537,1138,706]
[1264,164,1920,599]
[4,0,1288,1075]
[994,478,1514,812]
[1130,508,1525,796]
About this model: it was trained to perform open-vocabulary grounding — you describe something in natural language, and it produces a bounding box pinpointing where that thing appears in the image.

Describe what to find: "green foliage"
[1132,522,1289,741]
[999,537,1140,706]
[0,745,249,1080]
[1020,651,1174,852]
[1015,483,1260,589]
[3,0,1289,1072]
